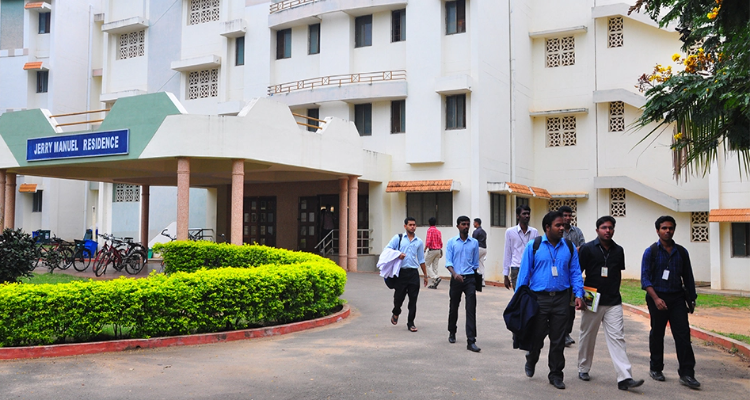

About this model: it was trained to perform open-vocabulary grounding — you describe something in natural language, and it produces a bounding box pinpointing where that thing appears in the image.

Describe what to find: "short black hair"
[474,218,482,225]
[428,217,437,226]
[542,211,564,232]
[404,217,416,225]
[456,215,470,225]
[558,205,573,214]
[655,215,676,230]
[516,205,531,215]
[596,215,616,229]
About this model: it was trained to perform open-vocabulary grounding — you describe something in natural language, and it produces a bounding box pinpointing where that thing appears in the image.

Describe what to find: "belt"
[510,266,520,270]
[533,290,568,297]
[428,248,441,250]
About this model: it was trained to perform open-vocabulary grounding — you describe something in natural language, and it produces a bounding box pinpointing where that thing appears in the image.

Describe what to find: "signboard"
[26,129,129,161]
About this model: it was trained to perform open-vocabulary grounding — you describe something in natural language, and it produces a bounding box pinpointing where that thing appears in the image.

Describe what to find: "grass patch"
[620,279,750,309]
[19,273,90,285]
[710,331,750,345]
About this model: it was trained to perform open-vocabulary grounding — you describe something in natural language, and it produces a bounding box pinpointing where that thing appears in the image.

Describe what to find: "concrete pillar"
[176,158,190,240]
[4,173,16,229]
[231,159,244,245]
[0,170,5,228]
[338,178,349,269]
[140,185,150,247]
[347,176,358,272]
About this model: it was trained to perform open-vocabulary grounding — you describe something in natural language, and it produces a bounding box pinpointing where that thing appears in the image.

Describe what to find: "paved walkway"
[2,273,748,399]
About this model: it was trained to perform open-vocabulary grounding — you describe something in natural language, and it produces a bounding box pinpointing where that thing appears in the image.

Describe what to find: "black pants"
[392,268,420,327]
[527,291,569,381]
[646,291,696,378]
[448,275,477,343]
[565,291,576,336]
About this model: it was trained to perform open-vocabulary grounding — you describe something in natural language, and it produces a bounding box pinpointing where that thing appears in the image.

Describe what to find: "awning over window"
[19,184,37,193]
[25,2,51,11]
[550,192,589,199]
[709,209,750,223]
[386,180,459,193]
[23,62,46,71]
[487,182,551,199]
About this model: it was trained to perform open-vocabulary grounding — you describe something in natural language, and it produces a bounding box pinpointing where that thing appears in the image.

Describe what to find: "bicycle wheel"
[94,252,111,277]
[58,247,75,270]
[33,246,43,269]
[73,248,92,272]
[112,248,127,272]
[124,250,147,275]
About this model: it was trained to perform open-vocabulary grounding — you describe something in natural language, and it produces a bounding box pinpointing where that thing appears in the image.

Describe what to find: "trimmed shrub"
[0,263,346,347]
[152,241,333,273]
[0,228,37,283]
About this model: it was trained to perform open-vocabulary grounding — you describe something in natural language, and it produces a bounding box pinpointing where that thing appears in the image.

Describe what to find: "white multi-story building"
[0,0,748,290]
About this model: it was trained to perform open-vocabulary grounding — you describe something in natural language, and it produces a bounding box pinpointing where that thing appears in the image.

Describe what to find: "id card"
[551,266,559,277]
[662,270,670,280]
[601,267,608,278]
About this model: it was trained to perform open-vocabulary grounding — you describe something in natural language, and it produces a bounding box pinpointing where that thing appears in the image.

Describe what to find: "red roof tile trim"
[708,209,750,222]
[386,180,453,193]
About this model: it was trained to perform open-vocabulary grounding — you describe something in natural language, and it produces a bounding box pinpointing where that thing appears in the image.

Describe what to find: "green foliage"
[152,241,334,273]
[0,263,346,347]
[0,229,37,284]
[20,273,89,285]
[621,279,750,308]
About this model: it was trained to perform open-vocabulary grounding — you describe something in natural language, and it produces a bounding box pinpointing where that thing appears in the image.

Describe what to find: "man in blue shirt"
[640,215,700,389]
[517,211,584,390]
[386,217,428,332]
[445,215,481,352]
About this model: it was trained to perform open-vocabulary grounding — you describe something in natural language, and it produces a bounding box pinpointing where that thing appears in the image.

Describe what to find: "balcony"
[268,70,407,107]
[269,0,408,29]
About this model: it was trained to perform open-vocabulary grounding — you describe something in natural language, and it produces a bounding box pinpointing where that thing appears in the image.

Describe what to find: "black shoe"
[564,334,575,347]
[618,378,645,390]
[649,370,666,382]
[448,334,456,344]
[524,362,535,377]
[467,342,481,352]
[578,372,590,381]
[679,376,701,389]
[434,277,442,288]
[550,378,566,389]
[427,285,436,289]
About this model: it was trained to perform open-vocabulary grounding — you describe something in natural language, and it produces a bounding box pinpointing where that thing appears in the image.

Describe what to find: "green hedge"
[0,263,346,347]
[152,241,332,274]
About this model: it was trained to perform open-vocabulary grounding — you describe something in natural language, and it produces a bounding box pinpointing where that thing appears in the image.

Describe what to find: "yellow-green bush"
[0,262,346,347]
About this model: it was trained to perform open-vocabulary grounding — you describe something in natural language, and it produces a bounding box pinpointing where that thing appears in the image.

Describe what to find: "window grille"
[187,68,219,100]
[546,116,576,147]
[548,199,578,226]
[691,212,709,242]
[609,101,625,132]
[545,36,575,68]
[189,0,220,26]
[610,188,626,217]
[114,184,140,203]
[608,17,623,48]
[117,30,145,60]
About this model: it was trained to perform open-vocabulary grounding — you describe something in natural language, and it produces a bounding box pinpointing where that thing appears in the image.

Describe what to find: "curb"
[0,304,350,361]
[622,303,750,359]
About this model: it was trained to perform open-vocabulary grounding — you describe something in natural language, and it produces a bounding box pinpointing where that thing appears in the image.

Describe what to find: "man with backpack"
[517,211,584,390]
[386,217,428,332]
[641,215,700,389]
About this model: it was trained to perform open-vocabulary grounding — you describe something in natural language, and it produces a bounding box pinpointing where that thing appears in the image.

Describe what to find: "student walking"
[445,216,481,352]
[386,217,428,332]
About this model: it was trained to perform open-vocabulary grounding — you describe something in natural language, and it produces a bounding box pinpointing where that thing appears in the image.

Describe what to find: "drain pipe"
[508,0,516,183]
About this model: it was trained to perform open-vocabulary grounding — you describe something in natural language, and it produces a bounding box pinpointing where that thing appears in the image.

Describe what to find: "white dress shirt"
[503,224,539,276]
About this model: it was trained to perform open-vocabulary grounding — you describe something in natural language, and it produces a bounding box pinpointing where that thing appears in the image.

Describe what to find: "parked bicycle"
[93,234,147,277]
[33,232,74,272]
[71,239,93,272]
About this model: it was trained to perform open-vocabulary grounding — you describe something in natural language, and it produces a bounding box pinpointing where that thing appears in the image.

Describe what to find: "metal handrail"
[268,70,407,96]
[291,112,327,124]
[313,229,373,255]
[270,0,318,14]
[49,109,110,118]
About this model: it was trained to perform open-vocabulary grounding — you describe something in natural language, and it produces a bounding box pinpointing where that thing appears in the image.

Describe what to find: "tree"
[0,228,37,283]
[631,0,750,180]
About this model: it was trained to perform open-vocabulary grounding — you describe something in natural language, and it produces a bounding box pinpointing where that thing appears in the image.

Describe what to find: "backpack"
[384,234,403,289]
[531,236,574,270]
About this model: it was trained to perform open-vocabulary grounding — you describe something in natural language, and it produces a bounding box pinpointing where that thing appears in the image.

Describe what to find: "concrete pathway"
[2,273,748,399]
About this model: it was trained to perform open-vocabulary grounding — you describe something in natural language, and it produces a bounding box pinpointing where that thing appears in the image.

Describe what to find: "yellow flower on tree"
[674,132,683,140]
[672,53,681,62]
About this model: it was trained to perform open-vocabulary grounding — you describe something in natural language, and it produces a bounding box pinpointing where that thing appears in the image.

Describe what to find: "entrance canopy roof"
[0,93,366,186]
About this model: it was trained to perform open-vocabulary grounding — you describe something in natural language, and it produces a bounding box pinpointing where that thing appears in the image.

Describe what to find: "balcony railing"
[270,0,318,14]
[268,70,407,96]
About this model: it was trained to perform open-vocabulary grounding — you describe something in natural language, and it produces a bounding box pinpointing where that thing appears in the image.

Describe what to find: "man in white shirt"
[503,205,539,291]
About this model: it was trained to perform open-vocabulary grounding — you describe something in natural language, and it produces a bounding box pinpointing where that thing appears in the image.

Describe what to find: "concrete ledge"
[622,303,750,359]
[0,304,350,360]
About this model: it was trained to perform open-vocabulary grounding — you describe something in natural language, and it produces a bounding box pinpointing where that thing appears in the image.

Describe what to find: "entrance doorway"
[297,194,340,253]
[243,197,276,246]
[297,196,319,252]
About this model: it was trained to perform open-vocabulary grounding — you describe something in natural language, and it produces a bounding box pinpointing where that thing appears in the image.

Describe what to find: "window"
[549,199,578,226]
[546,36,575,67]
[407,192,453,226]
[276,29,291,59]
[36,71,48,93]
[306,108,320,132]
[608,17,624,48]
[391,100,406,134]
[355,15,372,48]
[516,197,529,209]
[38,12,50,34]
[392,9,406,42]
[187,68,218,99]
[445,0,466,35]
[610,188,626,217]
[491,193,507,227]
[546,116,576,147]
[690,212,709,242]
[188,0,220,25]
[32,191,43,213]
[609,101,625,132]
[117,30,145,60]
[446,94,466,130]
[235,36,245,66]
[732,223,749,257]
[354,103,372,136]
[308,24,320,54]
[114,184,140,202]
